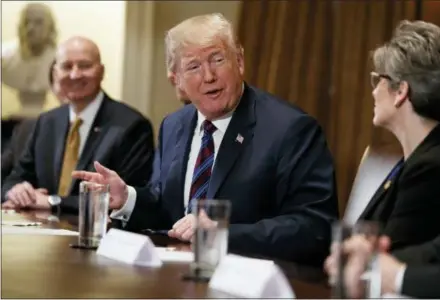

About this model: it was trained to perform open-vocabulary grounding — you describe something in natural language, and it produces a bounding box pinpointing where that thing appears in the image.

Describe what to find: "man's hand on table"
[3,181,49,209]
[168,210,218,242]
[1,200,17,209]
[29,190,51,209]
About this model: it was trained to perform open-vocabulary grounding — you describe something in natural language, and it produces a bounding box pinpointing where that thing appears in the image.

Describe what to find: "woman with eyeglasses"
[352,20,440,263]
[325,20,440,299]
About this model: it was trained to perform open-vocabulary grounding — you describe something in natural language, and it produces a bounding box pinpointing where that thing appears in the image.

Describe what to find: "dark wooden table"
[1,210,331,298]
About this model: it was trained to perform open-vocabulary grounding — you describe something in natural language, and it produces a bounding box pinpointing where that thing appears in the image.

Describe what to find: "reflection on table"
[1,210,330,298]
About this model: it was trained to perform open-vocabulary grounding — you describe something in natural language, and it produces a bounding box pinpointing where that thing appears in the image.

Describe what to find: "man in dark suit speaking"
[73,14,338,263]
[2,36,154,213]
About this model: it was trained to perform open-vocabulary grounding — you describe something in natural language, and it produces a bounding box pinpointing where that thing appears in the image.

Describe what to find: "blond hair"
[18,3,57,59]
[165,13,240,73]
[373,20,440,121]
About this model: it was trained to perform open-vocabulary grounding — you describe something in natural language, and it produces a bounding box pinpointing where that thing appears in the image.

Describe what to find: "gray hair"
[373,20,440,121]
[164,13,240,73]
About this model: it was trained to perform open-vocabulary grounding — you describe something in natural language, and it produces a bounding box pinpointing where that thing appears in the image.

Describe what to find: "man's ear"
[394,81,409,108]
[175,74,183,90]
[236,46,245,76]
[99,64,105,81]
[167,72,177,87]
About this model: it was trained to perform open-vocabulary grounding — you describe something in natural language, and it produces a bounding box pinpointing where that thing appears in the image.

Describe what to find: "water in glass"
[78,181,109,247]
[190,199,231,280]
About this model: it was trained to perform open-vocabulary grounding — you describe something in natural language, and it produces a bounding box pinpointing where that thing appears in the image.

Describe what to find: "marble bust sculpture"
[2,3,58,118]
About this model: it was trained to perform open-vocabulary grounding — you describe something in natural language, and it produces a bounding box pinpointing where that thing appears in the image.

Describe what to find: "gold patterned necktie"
[58,117,83,197]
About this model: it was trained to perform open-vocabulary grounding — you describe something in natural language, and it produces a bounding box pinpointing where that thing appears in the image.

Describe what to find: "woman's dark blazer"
[360,124,440,261]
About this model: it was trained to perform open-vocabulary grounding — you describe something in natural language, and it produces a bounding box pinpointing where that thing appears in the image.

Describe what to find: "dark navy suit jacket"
[2,94,155,213]
[125,84,338,263]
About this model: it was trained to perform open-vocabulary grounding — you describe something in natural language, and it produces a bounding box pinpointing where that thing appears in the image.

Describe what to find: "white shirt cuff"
[109,186,137,222]
[394,265,406,294]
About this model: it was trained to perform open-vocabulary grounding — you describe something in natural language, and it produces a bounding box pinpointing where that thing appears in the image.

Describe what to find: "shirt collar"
[196,82,245,136]
[69,91,104,125]
[196,110,233,136]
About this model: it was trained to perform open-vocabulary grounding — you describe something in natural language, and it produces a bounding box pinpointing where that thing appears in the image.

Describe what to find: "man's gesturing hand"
[72,161,128,210]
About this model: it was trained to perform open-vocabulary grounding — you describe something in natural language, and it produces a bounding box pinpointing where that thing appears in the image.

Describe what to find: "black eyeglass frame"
[370,71,395,88]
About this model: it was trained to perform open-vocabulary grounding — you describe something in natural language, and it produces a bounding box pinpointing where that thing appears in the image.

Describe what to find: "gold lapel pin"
[384,180,392,190]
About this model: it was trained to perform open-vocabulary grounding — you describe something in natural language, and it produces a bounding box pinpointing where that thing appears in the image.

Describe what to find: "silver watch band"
[48,195,62,206]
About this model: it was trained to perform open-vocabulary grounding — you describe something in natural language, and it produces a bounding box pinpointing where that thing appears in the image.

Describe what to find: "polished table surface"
[1,210,331,298]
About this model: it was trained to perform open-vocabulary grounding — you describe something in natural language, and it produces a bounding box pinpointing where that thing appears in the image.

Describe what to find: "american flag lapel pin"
[236,133,244,144]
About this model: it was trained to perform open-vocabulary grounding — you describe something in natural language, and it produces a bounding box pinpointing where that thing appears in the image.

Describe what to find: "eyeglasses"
[180,52,228,78]
[370,72,393,88]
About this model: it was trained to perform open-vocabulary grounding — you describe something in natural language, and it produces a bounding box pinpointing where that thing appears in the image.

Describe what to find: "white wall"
[1,1,126,118]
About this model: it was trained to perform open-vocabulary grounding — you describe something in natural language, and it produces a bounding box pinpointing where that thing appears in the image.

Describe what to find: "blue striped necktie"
[187,120,217,213]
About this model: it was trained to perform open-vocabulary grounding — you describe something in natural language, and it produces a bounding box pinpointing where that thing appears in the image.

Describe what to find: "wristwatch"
[48,196,62,206]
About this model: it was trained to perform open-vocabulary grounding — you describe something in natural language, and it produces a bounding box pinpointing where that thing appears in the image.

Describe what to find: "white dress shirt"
[394,265,407,294]
[111,83,244,221]
[110,110,234,221]
[50,91,104,202]
[68,91,104,156]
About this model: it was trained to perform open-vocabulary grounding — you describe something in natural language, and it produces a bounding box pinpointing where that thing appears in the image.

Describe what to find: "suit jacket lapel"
[53,106,70,191]
[360,125,440,220]
[360,159,404,220]
[207,85,256,199]
[359,178,389,220]
[72,96,109,191]
[165,107,198,215]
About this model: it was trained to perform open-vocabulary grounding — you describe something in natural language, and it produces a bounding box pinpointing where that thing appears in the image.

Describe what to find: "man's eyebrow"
[182,56,199,65]
[210,50,222,56]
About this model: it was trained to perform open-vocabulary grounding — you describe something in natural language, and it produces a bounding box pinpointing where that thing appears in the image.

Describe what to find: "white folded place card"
[156,247,194,263]
[209,254,295,298]
[382,293,412,299]
[97,229,163,267]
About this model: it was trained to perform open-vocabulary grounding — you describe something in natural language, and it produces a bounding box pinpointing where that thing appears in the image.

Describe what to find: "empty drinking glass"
[78,181,109,248]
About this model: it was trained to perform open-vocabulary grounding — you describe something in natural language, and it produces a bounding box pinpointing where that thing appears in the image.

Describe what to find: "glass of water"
[330,221,381,299]
[189,199,231,281]
[78,181,109,248]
